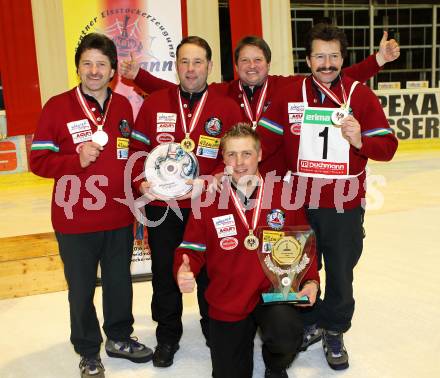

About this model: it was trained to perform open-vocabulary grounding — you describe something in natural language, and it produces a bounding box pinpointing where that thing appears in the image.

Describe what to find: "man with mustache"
[120,32,399,177]
[30,33,153,378]
[258,23,398,371]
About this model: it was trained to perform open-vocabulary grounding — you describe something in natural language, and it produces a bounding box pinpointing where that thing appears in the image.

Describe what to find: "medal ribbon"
[238,79,268,128]
[75,86,112,130]
[229,176,264,234]
[177,88,208,138]
[312,75,347,107]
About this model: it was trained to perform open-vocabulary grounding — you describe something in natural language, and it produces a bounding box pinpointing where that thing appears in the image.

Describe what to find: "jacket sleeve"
[173,209,207,280]
[30,99,85,179]
[355,86,398,162]
[257,94,286,169]
[129,99,153,193]
[134,68,175,94]
[342,54,381,83]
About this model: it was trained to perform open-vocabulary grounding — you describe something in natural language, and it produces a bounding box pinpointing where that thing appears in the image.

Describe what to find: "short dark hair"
[75,33,118,71]
[176,36,212,61]
[305,23,348,59]
[234,35,271,64]
[221,122,261,152]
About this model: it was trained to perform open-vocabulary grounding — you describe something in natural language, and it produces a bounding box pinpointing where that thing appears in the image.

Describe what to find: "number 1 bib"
[296,78,360,179]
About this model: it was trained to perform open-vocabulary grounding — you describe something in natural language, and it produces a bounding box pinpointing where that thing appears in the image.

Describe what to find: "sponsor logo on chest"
[67,119,91,134]
[220,237,238,250]
[212,214,237,238]
[72,130,93,144]
[156,112,177,132]
[288,102,305,114]
[156,133,175,144]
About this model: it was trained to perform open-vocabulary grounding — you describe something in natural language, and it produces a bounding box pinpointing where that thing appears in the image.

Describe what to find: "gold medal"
[244,230,259,251]
[181,136,195,152]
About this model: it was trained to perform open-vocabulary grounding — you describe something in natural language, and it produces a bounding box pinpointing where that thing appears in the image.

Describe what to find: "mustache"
[317,66,338,72]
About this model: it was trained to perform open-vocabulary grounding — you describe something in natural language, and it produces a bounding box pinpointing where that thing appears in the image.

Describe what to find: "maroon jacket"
[30,88,134,233]
[133,54,381,177]
[258,75,398,210]
[129,85,242,208]
[173,180,319,322]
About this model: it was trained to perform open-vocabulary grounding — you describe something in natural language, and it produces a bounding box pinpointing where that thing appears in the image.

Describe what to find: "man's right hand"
[139,180,160,201]
[79,142,103,168]
[119,52,140,80]
[177,254,195,293]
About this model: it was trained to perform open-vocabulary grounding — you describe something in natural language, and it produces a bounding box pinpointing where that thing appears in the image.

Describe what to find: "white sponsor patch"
[157,112,177,123]
[212,214,237,238]
[157,123,176,132]
[289,113,303,123]
[67,119,91,134]
[72,130,93,144]
[287,102,305,114]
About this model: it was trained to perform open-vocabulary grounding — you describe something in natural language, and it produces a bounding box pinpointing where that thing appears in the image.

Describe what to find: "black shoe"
[265,367,288,378]
[152,343,180,367]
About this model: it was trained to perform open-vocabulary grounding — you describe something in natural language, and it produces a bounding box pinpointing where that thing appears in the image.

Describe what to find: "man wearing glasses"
[258,23,398,371]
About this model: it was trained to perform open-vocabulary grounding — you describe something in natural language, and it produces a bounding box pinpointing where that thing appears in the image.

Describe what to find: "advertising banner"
[62,0,182,117]
[62,0,183,277]
[375,88,440,142]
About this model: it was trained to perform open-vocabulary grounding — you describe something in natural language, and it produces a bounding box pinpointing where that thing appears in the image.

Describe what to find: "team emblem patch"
[119,119,131,137]
[156,133,175,144]
[204,117,222,136]
[220,237,238,250]
[266,209,285,230]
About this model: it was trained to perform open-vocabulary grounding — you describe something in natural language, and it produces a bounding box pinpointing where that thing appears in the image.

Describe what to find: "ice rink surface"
[1,146,439,377]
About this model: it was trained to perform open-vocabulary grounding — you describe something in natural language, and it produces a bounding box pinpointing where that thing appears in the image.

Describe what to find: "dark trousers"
[210,304,303,378]
[302,206,365,332]
[56,225,134,357]
[146,205,210,345]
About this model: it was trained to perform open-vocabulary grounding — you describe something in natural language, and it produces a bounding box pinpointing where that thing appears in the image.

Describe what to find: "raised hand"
[119,51,140,80]
[376,31,400,66]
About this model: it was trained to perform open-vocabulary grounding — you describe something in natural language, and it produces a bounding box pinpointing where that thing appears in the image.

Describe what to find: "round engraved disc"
[331,108,349,127]
[92,130,109,146]
[180,137,196,152]
[244,234,259,251]
[272,236,302,266]
[144,143,199,198]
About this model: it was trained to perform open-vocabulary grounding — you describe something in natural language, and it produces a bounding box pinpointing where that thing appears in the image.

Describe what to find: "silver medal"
[331,108,349,127]
[92,130,109,146]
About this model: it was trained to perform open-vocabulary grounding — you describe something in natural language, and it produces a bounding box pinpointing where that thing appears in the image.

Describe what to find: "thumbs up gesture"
[119,51,140,80]
[177,254,195,293]
[376,31,400,66]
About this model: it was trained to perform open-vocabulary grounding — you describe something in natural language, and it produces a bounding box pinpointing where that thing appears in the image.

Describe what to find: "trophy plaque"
[257,227,315,304]
[144,143,199,199]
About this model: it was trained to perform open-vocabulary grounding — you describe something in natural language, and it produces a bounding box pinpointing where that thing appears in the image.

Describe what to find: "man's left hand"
[341,115,362,150]
[376,30,400,66]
